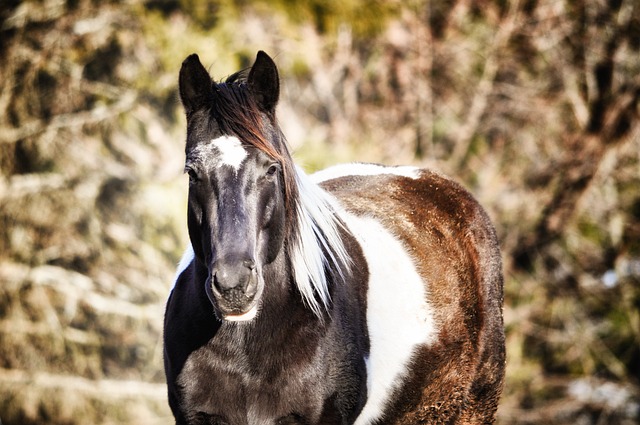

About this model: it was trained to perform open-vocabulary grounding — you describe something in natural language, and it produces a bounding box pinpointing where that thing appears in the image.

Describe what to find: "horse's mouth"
[206,285,260,322]
[222,303,259,322]
[207,295,256,321]
[212,298,259,322]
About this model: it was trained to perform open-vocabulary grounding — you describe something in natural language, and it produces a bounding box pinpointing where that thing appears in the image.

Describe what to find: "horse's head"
[178,51,295,322]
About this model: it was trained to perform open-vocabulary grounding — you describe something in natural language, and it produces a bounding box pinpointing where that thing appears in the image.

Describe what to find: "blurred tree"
[0,0,638,424]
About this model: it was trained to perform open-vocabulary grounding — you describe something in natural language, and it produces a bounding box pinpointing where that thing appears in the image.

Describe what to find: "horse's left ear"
[248,51,279,114]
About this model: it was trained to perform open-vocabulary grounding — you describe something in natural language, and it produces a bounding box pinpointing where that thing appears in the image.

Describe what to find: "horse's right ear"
[179,54,213,116]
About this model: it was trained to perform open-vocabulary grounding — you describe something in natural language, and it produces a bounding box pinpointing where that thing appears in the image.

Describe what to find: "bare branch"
[450,0,522,168]
[0,91,136,144]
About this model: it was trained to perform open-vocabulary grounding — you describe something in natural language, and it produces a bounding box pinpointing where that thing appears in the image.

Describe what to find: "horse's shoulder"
[317,164,499,281]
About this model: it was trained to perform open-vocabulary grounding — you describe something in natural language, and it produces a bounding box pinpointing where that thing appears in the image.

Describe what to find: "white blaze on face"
[211,135,247,171]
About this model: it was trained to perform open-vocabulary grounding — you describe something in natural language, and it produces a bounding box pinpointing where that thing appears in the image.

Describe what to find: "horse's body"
[164,51,505,425]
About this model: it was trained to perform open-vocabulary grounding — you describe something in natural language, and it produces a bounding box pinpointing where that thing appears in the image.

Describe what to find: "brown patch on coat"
[321,169,505,424]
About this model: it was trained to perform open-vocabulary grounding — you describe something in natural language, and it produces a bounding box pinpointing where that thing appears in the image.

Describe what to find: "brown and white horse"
[164,51,505,425]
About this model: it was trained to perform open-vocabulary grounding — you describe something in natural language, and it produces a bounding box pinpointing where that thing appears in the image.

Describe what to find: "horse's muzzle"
[206,258,259,320]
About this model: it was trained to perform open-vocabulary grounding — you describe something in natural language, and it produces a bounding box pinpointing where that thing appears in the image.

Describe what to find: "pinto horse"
[164,51,505,425]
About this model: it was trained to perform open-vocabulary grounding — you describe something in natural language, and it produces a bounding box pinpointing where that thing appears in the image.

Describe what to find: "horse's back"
[317,164,505,424]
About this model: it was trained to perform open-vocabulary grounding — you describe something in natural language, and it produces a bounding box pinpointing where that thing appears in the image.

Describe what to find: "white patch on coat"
[339,214,438,425]
[171,244,194,291]
[211,135,247,171]
[311,163,420,183]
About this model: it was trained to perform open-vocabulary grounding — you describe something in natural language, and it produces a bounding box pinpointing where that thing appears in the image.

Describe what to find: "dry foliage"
[0,0,638,424]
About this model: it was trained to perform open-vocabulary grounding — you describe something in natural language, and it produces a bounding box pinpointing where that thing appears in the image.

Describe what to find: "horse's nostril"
[212,260,255,293]
[212,273,221,289]
[213,272,235,292]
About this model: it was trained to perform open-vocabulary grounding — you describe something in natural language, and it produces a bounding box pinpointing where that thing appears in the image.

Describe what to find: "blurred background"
[0,0,639,424]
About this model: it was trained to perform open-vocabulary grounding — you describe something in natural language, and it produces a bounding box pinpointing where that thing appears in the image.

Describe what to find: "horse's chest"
[177,344,330,425]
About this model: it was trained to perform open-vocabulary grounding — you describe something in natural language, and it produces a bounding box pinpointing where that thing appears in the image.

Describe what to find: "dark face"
[179,51,286,322]
[185,130,286,322]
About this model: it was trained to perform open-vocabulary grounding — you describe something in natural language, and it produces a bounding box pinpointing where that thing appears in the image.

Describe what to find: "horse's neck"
[259,254,324,326]
[205,276,323,382]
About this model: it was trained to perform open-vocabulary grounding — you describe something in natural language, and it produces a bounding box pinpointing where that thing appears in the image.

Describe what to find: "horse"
[163,50,505,425]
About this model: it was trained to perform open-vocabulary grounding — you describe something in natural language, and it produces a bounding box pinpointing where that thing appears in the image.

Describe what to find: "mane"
[211,71,282,161]
[291,166,352,317]
[210,76,351,318]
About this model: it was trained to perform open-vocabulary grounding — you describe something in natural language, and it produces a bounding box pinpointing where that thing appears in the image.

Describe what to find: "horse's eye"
[186,168,200,183]
[266,164,279,177]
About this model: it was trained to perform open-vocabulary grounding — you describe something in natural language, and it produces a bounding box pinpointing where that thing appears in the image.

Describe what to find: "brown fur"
[321,169,505,424]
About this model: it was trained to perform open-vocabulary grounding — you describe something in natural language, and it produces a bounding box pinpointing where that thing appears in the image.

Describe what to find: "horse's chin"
[222,303,259,322]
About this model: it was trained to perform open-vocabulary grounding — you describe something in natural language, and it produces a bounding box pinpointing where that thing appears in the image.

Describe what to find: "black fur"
[165,52,369,425]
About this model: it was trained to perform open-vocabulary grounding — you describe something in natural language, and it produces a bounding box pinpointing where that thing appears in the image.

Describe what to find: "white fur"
[171,243,195,291]
[211,135,247,171]
[290,165,351,318]
[339,214,438,425]
[187,135,248,172]
[311,163,420,183]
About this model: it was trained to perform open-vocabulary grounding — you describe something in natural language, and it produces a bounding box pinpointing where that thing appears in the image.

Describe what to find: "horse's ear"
[248,51,279,114]
[179,54,213,116]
